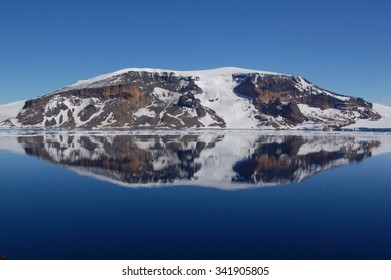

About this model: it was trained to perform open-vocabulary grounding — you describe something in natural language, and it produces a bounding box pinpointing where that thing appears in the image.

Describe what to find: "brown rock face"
[233,73,381,120]
[15,71,214,128]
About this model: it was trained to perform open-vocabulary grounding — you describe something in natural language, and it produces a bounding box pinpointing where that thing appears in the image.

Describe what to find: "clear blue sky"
[0,0,390,105]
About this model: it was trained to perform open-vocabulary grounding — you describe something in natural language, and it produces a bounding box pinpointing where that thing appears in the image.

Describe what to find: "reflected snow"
[1,131,390,190]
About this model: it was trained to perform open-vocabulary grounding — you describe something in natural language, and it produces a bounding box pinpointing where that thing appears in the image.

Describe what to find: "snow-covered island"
[1,67,391,130]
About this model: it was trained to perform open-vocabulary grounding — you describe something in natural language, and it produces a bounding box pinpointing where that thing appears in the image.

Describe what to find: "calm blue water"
[0,133,390,259]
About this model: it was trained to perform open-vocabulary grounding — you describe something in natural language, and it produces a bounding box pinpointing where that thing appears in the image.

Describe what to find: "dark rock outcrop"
[259,98,306,125]
[177,92,200,109]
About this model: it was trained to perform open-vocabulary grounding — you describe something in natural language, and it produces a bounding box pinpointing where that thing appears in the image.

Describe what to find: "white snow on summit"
[194,70,259,128]
[48,67,279,94]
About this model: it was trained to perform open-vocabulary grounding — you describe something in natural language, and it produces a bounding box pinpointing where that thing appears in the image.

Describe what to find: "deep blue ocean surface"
[0,133,390,259]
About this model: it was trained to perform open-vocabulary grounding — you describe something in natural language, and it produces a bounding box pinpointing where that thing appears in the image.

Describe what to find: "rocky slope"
[1,67,389,130]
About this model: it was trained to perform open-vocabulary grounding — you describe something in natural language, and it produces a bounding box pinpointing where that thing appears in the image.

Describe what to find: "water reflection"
[10,133,385,189]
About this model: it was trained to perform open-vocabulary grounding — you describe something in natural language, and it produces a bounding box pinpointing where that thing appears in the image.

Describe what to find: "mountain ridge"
[1,67,391,130]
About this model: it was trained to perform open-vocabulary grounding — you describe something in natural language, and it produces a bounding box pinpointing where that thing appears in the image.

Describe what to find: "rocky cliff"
[1,67,383,130]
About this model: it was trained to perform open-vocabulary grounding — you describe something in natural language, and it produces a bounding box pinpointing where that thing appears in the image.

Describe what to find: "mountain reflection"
[17,133,380,189]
